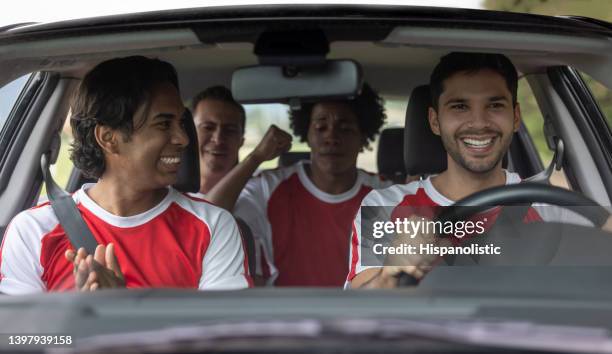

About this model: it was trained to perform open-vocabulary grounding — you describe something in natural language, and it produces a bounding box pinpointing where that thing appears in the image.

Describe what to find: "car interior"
[0,8,611,291]
[0,8,612,353]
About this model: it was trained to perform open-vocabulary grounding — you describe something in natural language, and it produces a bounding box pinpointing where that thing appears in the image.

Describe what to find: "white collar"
[295,160,365,204]
[76,183,175,228]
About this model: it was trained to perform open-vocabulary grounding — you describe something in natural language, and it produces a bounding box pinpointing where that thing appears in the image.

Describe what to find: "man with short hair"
[0,56,251,294]
[210,83,392,287]
[347,52,612,289]
[190,86,246,197]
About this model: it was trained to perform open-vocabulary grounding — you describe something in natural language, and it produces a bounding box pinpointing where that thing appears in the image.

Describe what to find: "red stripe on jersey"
[182,192,219,207]
[0,223,10,282]
[267,174,373,286]
[347,222,360,281]
[31,201,51,209]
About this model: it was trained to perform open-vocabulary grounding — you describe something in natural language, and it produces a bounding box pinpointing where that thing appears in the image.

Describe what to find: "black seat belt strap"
[40,153,98,255]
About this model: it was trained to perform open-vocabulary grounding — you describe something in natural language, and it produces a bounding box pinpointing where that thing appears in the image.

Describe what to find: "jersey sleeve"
[233,176,278,284]
[345,190,387,288]
[0,212,46,295]
[199,208,252,290]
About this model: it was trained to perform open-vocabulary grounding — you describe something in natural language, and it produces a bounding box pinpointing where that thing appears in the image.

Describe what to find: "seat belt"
[40,152,98,255]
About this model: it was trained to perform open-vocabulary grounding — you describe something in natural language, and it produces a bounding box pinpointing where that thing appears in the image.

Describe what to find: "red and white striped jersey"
[0,184,252,295]
[345,171,588,285]
[234,160,392,287]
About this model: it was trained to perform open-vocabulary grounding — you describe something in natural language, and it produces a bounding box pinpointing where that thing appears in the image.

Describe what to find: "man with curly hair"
[0,56,251,294]
[208,83,391,287]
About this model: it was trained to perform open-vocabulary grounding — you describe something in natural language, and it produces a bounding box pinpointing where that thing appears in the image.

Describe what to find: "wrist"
[246,151,265,166]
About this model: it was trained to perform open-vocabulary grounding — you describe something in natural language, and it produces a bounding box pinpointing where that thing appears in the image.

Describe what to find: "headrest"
[404,85,447,175]
[278,151,310,167]
[173,109,201,193]
[403,85,510,176]
[377,127,406,179]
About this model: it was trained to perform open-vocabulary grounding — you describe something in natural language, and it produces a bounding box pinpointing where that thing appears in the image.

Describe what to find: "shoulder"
[172,189,235,228]
[357,169,394,189]
[4,202,61,247]
[253,163,300,184]
[506,170,522,184]
[243,163,302,197]
[9,202,59,233]
[361,180,422,207]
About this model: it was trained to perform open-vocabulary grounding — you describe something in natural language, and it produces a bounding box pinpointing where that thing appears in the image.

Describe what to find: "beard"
[440,128,512,174]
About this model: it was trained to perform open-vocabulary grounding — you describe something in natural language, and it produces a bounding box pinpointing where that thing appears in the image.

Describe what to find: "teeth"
[463,138,493,147]
[160,157,181,164]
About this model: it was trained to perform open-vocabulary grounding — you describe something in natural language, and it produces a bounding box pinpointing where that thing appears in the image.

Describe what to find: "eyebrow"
[488,96,510,102]
[443,95,510,106]
[443,98,468,106]
[152,113,177,121]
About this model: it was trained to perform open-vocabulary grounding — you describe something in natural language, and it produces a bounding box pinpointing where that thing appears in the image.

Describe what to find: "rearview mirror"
[231,60,362,104]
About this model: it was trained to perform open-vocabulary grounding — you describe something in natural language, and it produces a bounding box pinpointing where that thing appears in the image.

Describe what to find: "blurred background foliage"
[484,0,612,165]
[483,0,612,20]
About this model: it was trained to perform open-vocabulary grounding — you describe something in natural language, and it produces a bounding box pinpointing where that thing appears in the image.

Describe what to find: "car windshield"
[0,2,611,353]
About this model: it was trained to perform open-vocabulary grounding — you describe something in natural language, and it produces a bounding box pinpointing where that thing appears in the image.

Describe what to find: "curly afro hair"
[69,56,179,179]
[288,82,386,149]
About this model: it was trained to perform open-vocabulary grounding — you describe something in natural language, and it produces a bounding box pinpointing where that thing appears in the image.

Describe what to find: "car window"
[240,99,407,173]
[240,104,297,169]
[518,77,571,189]
[579,72,612,130]
[0,74,31,133]
[37,116,75,203]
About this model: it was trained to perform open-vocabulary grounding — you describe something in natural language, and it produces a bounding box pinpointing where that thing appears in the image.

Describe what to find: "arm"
[0,214,46,295]
[199,209,252,290]
[346,199,445,289]
[207,125,292,211]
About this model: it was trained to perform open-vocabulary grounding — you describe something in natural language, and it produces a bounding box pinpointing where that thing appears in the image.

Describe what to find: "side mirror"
[231,60,363,105]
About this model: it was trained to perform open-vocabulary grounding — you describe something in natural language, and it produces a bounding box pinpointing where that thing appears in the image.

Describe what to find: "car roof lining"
[0,25,610,98]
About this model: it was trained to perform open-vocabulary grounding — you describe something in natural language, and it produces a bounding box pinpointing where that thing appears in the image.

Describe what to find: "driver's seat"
[403,85,446,176]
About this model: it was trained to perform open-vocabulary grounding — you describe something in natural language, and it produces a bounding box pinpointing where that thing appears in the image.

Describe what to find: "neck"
[431,158,506,202]
[306,162,358,195]
[87,176,168,217]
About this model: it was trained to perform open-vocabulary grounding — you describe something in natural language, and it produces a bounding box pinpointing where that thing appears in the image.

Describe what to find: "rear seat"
[377,127,407,183]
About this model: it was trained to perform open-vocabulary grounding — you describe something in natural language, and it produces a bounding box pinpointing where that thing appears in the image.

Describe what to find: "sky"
[0,0,483,28]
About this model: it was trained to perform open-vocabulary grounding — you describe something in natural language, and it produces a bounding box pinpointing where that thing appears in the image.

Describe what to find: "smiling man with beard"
[347,53,528,288]
[208,83,391,287]
[0,56,251,294]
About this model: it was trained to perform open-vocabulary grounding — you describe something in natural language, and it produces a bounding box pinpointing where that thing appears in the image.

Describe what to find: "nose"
[210,127,223,144]
[323,123,341,145]
[172,122,190,148]
[468,107,491,129]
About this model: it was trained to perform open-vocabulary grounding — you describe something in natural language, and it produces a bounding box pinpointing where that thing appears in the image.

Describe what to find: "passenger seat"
[377,127,407,183]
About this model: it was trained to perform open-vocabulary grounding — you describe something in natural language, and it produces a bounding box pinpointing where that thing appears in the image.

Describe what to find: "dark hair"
[191,85,246,132]
[70,56,180,178]
[429,52,518,111]
[289,83,386,148]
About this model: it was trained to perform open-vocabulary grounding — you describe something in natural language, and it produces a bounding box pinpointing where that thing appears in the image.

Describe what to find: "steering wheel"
[396,183,611,287]
[436,183,610,227]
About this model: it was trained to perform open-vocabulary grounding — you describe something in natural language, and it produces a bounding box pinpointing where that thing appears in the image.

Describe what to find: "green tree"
[483,0,612,21]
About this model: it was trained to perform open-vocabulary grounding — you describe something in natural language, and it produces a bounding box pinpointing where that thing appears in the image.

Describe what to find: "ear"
[513,102,522,132]
[239,136,245,149]
[94,125,119,155]
[428,107,441,136]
